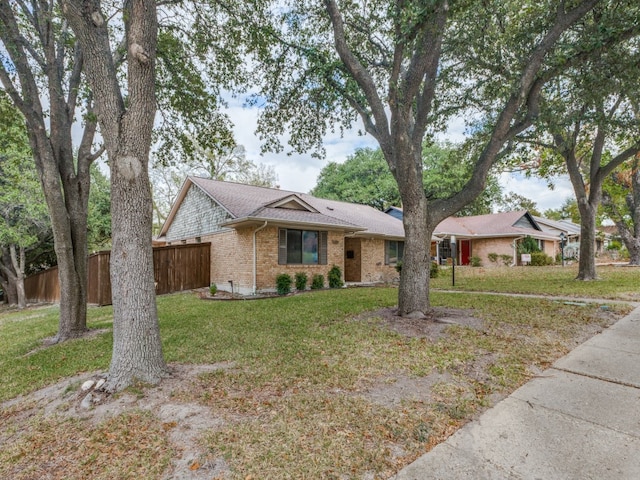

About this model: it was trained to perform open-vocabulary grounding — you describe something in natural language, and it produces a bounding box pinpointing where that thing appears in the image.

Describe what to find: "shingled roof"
[160,177,405,239]
[434,210,559,240]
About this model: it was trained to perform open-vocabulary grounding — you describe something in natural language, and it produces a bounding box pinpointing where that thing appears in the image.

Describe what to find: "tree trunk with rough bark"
[62,0,167,392]
[8,245,26,309]
[0,248,17,305]
[576,200,599,280]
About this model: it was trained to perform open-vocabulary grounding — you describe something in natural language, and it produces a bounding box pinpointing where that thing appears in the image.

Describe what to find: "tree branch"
[324,0,389,143]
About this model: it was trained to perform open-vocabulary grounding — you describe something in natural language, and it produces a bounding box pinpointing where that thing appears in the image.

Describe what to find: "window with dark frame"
[279,228,328,265]
[385,240,405,265]
[440,239,452,259]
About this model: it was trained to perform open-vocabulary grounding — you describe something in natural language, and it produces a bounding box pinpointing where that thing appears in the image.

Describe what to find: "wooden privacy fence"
[25,242,211,306]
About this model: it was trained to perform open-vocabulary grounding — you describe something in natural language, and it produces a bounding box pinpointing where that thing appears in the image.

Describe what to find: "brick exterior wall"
[471,238,516,266]
[166,186,231,242]
[471,237,559,267]
[204,229,254,294]
[359,237,400,283]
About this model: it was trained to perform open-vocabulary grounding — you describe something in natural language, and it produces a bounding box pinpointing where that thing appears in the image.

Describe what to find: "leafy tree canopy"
[87,166,111,252]
[0,94,49,252]
[543,198,581,224]
[498,192,541,216]
[311,142,502,216]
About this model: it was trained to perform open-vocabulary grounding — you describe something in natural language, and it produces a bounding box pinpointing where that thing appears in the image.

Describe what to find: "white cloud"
[499,172,574,212]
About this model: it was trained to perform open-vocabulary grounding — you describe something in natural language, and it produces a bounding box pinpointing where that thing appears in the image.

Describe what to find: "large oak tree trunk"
[398,199,432,316]
[33,143,89,340]
[63,0,167,392]
[392,144,432,317]
[575,199,599,280]
[107,153,166,391]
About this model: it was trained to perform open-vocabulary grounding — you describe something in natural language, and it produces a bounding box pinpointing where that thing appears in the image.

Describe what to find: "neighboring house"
[157,177,407,294]
[534,216,609,255]
[434,211,560,266]
[386,207,561,266]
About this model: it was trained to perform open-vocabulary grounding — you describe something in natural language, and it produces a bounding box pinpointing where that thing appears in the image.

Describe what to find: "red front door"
[460,240,471,265]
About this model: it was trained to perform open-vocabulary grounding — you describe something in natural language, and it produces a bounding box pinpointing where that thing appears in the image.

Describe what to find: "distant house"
[386,208,562,266]
[433,211,560,266]
[157,177,407,294]
[534,216,609,255]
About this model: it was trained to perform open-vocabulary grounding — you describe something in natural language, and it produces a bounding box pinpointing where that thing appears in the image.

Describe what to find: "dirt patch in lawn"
[0,363,235,480]
[360,306,484,341]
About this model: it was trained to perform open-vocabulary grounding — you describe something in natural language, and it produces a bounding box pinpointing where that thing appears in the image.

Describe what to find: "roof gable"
[513,211,542,231]
[265,195,319,213]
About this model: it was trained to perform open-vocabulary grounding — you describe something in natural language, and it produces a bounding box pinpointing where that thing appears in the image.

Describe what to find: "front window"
[385,240,404,265]
[279,229,327,265]
[287,229,318,264]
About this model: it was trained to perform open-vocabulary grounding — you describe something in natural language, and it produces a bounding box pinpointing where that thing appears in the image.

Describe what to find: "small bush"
[470,256,482,267]
[430,261,439,278]
[488,252,499,264]
[294,272,308,291]
[500,254,513,266]
[395,261,402,273]
[518,236,541,254]
[209,284,217,296]
[328,265,343,288]
[311,274,325,289]
[607,240,622,251]
[275,274,293,295]
[530,252,554,266]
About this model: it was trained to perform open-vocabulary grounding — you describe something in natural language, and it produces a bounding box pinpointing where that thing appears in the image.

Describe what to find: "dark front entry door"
[460,240,471,265]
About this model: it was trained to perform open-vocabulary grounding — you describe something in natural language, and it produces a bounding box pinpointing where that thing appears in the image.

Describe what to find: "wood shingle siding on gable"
[166,186,231,242]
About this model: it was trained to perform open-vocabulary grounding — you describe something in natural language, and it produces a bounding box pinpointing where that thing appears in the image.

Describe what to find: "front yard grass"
[431,264,640,301]
[0,266,637,479]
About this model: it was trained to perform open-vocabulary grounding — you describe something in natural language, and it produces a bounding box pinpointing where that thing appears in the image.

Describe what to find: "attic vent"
[326,206,334,211]
[278,200,308,211]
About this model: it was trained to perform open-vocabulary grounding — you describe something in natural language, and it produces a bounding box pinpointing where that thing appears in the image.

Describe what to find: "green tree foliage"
[0,96,50,308]
[312,142,502,214]
[312,148,399,210]
[502,6,640,279]
[543,198,581,224]
[498,192,541,216]
[87,166,112,252]
[602,157,640,264]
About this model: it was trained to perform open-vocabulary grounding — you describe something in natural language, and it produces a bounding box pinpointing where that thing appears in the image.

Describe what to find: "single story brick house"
[386,207,561,266]
[434,210,560,266]
[157,177,408,294]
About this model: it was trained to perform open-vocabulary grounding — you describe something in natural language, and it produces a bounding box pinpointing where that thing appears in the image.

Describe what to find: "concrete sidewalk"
[391,305,640,480]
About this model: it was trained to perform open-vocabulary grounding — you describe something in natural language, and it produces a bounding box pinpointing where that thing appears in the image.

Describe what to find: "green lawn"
[431,264,640,301]
[0,267,637,479]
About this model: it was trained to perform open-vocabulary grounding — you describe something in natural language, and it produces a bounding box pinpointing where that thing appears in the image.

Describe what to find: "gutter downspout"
[512,236,524,266]
[253,221,268,294]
